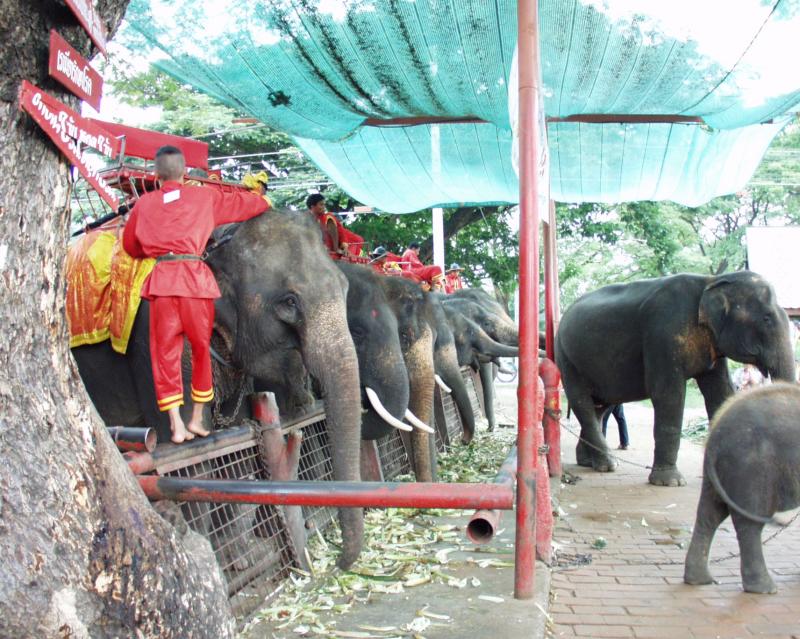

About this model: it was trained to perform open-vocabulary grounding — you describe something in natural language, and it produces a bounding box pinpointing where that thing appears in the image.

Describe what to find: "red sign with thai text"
[64,0,108,55]
[19,81,119,209]
[48,30,103,110]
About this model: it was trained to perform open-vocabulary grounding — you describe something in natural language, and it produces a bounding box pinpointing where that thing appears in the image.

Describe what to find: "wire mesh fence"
[160,430,296,618]
[295,417,337,533]
[376,429,412,479]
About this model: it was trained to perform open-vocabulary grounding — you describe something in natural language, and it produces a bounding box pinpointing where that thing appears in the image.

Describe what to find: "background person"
[401,242,424,271]
[445,263,465,293]
[601,404,630,450]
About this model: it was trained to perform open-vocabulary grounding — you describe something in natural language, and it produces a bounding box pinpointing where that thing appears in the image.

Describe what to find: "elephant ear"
[698,278,731,338]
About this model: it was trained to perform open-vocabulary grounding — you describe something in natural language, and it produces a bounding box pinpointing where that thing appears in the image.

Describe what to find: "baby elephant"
[684,383,800,594]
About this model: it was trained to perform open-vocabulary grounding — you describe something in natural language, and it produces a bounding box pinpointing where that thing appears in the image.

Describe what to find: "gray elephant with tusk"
[556,270,796,487]
[72,211,365,569]
[378,275,440,482]
[684,383,800,594]
[337,264,435,473]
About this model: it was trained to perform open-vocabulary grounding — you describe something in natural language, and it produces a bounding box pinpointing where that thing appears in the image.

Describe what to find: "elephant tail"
[704,456,780,526]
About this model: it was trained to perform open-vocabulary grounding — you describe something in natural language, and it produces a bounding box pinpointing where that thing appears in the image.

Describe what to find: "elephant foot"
[648,467,686,487]
[743,575,777,595]
[591,454,617,473]
[575,440,593,467]
[683,563,714,586]
[461,432,474,445]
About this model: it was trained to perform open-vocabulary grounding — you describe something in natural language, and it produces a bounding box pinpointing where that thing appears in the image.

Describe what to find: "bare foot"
[186,422,210,438]
[171,429,195,444]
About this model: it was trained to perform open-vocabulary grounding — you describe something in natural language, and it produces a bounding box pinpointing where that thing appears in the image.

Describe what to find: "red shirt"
[122,181,269,299]
[316,212,365,256]
[445,272,464,294]
[401,248,424,271]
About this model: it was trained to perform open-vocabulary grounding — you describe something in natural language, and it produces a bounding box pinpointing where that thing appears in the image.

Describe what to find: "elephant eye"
[763,314,773,326]
[280,293,299,308]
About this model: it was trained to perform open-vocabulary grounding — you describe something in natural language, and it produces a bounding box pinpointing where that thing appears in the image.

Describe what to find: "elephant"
[441,303,520,434]
[72,210,364,569]
[428,295,480,444]
[337,263,431,443]
[556,271,796,487]
[684,383,800,594]
[442,295,519,346]
[378,275,439,481]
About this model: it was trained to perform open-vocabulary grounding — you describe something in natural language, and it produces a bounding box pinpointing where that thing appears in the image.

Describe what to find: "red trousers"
[149,296,215,411]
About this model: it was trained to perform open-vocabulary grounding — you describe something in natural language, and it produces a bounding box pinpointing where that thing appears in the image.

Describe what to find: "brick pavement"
[548,407,800,639]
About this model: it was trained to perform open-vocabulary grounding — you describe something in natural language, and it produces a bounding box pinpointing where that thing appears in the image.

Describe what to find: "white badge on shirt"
[163,190,180,204]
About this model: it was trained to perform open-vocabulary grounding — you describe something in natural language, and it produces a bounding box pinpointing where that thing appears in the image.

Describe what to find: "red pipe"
[124,451,154,475]
[539,358,562,478]
[516,0,544,600]
[137,476,514,511]
[467,445,518,544]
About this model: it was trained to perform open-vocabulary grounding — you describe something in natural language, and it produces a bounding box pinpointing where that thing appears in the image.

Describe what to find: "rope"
[559,419,654,470]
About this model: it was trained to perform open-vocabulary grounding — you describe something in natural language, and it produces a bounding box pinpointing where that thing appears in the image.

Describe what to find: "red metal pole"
[137,476,515,511]
[539,357,562,478]
[516,0,544,600]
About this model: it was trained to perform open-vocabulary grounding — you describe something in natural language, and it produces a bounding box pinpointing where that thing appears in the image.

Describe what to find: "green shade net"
[124,0,800,210]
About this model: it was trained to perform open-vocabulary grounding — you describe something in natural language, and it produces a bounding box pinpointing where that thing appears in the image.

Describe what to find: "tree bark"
[0,2,234,636]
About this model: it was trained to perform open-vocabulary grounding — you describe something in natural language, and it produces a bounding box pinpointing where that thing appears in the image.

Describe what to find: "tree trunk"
[0,3,234,636]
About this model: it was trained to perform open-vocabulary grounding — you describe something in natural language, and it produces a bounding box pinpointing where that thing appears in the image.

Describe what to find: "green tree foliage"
[556,121,800,309]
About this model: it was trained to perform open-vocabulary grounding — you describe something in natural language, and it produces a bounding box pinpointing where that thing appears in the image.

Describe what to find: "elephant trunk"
[491,320,519,346]
[473,329,520,359]
[302,303,363,569]
[766,336,796,383]
[479,362,497,432]
[405,326,436,481]
[436,341,476,444]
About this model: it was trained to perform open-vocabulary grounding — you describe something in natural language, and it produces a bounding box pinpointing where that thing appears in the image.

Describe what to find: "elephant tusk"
[434,374,452,394]
[405,409,435,434]
[365,387,413,432]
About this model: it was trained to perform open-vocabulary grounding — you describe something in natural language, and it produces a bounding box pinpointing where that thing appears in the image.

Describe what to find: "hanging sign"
[64,0,108,55]
[48,30,103,110]
[19,81,119,208]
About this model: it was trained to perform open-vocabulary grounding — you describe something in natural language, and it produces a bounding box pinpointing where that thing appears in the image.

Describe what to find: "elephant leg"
[649,379,687,486]
[559,358,616,472]
[731,514,775,594]
[684,478,729,585]
[479,362,497,432]
[695,363,734,422]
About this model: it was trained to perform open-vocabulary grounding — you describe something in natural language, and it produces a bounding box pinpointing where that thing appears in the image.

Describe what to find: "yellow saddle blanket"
[66,225,155,354]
